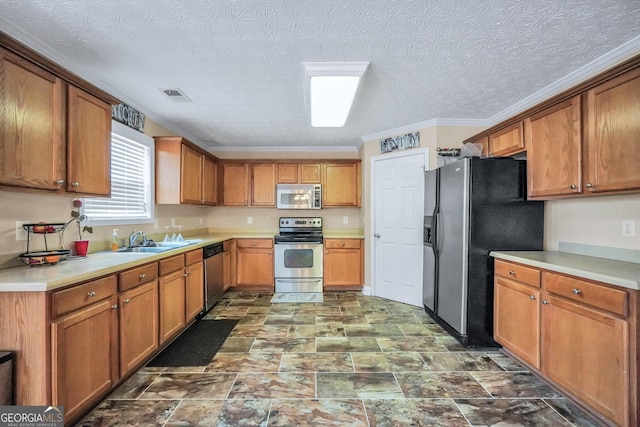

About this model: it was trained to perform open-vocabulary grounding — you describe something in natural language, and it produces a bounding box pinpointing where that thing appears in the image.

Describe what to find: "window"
[82,121,154,225]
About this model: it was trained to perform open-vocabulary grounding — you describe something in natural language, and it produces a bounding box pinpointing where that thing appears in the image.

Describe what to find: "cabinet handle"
[88,291,96,297]
[529,295,536,300]
[56,179,65,185]
[71,181,80,187]
[586,183,593,188]
[509,270,515,275]
[139,273,146,279]
[123,298,131,304]
[542,299,549,305]
[572,288,581,294]
[570,184,577,189]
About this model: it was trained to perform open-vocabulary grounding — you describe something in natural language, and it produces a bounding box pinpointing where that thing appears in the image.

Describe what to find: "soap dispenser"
[111,229,120,252]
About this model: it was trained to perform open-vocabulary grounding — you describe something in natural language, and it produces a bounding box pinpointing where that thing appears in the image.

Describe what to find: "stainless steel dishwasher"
[203,242,224,312]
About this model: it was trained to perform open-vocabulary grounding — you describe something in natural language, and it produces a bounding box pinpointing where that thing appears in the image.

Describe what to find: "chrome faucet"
[129,231,144,247]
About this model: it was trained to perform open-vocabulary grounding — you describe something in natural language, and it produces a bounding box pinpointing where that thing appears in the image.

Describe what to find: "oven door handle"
[275,279,323,283]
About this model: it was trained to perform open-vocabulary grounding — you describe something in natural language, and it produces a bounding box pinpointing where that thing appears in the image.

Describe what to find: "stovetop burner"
[275,217,323,243]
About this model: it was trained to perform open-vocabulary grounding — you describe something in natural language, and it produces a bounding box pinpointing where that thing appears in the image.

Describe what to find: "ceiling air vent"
[159,88,193,103]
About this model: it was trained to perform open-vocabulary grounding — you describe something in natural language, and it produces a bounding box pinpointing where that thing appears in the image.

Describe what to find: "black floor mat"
[147,319,238,367]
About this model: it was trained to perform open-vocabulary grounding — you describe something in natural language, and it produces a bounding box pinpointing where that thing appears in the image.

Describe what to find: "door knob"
[374,233,381,238]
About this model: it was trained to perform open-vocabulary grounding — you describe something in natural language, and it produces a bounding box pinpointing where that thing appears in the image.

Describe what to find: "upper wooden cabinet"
[0,47,112,196]
[155,136,218,206]
[322,162,361,207]
[277,162,321,184]
[487,121,525,157]
[525,96,582,198]
[67,85,112,196]
[222,163,249,206]
[251,163,276,206]
[584,67,640,193]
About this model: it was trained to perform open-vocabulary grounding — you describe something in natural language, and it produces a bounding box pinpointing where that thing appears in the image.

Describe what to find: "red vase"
[75,240,89,257]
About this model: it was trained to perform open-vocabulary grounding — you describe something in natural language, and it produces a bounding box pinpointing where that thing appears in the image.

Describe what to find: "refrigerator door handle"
[431,205,438,256]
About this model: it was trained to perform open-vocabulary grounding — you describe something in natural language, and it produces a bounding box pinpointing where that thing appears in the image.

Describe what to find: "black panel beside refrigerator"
[423,157,544,348]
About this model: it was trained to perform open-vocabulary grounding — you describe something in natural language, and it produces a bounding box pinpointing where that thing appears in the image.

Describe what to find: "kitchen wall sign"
[380,131,420,153]
[112,103,145,132]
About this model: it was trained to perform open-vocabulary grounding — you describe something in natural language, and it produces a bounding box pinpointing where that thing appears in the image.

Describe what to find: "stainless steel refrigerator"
[423,157,544,347]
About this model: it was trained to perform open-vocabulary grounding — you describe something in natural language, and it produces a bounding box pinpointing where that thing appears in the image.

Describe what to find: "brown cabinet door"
[223,163,249,206]
[158,270,186,344]
[322,162,360,207]
[51,297,118,422]
[324,247,363,287]
[493,277,540,368]
[236,247,273,287]
[299,163,321,183]
[585,67,640,193]
[185,260,204,321]
[180,144,203,204]
[542,295,627,426]
[488,121,525,157]
[119,281,158,376]
[251,163,276,206]
[67,85,111,196]
[526,96,582,198]
[202,155,217,205]
[0,47,65,190]
[277,163,298,183]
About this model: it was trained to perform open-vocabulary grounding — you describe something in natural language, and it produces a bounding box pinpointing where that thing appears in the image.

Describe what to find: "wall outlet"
[343,216,349,224]
[199,217,203,225]
[153,218,159,229]
[247,216,253,224]
[16,221,31,241]
[622,220,636,237]
[170,217,176,227]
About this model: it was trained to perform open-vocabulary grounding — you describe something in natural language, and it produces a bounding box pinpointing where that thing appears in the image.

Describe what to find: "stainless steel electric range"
[274,217,323,293]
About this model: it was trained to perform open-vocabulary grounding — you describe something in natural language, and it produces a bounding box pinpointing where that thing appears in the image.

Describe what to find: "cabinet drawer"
[119,262,158,292]
[236,239,273,249]
[159,254,185,276]
[185,248,203,266]
[544,272,628,317]
[324,239,362,249]
[495,260,541,288]
[52,275,117,318]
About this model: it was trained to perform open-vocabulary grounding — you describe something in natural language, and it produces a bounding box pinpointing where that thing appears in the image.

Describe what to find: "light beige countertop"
[491,251,640,290]
[323,229,364,239]
[0,233,239,292]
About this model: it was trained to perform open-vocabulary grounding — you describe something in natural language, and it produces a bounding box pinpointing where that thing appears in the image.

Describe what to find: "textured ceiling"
[1,0,640,150]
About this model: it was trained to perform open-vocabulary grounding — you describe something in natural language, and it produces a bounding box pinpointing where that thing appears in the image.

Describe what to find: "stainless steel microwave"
[276,184,321,209]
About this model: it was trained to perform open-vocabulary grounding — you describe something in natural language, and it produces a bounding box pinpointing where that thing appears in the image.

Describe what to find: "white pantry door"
[372,149,426,306]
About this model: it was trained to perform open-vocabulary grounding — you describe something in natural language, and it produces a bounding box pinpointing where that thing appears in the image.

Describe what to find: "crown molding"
[488,34,640,126]
[360,118,489,142]
[209,145,359,153]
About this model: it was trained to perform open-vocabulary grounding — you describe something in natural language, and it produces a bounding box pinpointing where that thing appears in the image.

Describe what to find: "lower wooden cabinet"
[118,281,158,376]
[51,293,118,423]
[494,259,637,427]
[159,268,186,344]
[185,252,204,322]
[323,238,363,290]
[235,239,273,288]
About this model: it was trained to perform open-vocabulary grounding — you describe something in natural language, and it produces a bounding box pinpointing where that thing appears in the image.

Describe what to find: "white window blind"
[82,121,154,225]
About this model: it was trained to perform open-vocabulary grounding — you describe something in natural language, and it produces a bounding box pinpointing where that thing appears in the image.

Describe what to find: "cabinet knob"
[186,271,192,276]
[572,288,581,294]
[252,242,256,246]
[139,273,146,279]
[489,152,493,156]
[56,179,65,185]
[542,299,549,305]
[570,184,577,189]
[586,183,593,188]
[529,295,536,300]
[87,291,96,297]
[123,298,131,304]
[71,181,80,187]
[111,304,118,309]
[509,270,515,275]
[341,242,345,247]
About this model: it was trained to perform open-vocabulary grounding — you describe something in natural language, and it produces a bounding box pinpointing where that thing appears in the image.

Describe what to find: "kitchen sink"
[117,246,172,253]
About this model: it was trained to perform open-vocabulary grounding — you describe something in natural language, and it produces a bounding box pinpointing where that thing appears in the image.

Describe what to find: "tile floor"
[77,292,602,426]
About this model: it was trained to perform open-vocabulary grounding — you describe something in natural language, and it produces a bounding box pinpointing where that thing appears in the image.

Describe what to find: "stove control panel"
[279,217,322,228]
